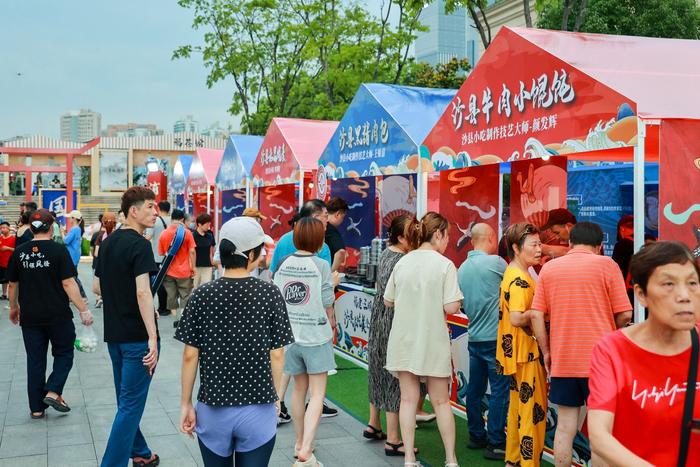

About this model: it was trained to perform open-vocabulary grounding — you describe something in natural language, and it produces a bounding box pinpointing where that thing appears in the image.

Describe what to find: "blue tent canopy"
[171,154,193,193]
[216,135,264,191]
[318,83,456,179]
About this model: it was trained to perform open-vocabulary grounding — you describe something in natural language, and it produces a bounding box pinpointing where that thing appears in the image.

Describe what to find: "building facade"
[480,0,537,55]
[60,109,101,143]
[173,115,199,134]
[102,123,163,138]
[414,0,467,66]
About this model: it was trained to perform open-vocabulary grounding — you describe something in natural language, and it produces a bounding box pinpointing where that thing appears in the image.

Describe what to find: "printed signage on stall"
[423,27,639,166]
[334,290,372,363]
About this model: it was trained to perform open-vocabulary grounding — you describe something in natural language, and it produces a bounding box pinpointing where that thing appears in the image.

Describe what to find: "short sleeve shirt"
[158,225,196,279]
[497,266,539,376]
[6,240,77,326]
[531,249,632,377]
[324,223,345,263]
[193,230,216,267]
[269,230,332,273]
[175,277,295,406]
[0,234,17,267]
[96,228,158,343]
[588,329,700,465]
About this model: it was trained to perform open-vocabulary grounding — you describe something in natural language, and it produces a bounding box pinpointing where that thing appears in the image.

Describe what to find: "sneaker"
[278,402,292,425]
[467,438,487,450]
[483,445,506,461]
[321,402,338,418]
[0,295,8,300]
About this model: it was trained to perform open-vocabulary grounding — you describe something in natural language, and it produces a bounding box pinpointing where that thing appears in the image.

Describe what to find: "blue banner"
[318,84,455,179]
[330,177,376,250]
[175,194,186,211]
[41,189,77,226]
[221,189,246,223]
[568,164,658,256]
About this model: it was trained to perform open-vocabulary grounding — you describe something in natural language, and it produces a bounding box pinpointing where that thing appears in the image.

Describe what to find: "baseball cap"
[29,209,54,233]
[68,210,83,220]
[242,207,267,220]
[219,217,274,258]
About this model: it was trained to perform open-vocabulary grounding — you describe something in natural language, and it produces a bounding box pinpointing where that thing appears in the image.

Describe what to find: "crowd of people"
[2,189,699,467]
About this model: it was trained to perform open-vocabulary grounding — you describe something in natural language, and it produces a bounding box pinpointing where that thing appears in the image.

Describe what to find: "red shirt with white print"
[588,328,700,465]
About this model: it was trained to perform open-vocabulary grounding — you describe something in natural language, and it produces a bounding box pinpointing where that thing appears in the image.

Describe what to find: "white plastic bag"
[74,324,98,353]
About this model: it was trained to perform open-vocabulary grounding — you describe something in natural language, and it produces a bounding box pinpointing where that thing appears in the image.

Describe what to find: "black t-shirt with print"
[324,223,345,263]
[192,230,215,268]
[96,228,158,343]
[6,239,77,326]
[175,277,295,406]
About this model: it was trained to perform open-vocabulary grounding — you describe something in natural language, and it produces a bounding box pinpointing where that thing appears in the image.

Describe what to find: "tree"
[174,0,427,135]
[444,0,493,49]
[536,0,700,38]
[403,57,471,89]
[524,0,534,28]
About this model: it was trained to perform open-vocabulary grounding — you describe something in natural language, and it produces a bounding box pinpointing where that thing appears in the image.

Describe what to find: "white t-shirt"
[273,253,335,346]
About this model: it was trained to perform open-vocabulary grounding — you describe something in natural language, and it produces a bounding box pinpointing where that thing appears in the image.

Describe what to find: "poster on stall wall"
[221,189,246,224]
[258,184,296,240]
[41,189,78,226]
[333,289,372,364]
[659,120,700,257]
[379,174,417,238]
[439,165,500,266]
[191,192,214,219]
[330,176,377,268]
[510,157,567,229]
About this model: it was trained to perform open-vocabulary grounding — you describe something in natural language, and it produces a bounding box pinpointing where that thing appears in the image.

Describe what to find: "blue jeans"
[466,340,509,447]
[101,341,159,467]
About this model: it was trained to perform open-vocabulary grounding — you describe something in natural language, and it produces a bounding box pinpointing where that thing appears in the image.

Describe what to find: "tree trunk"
[561,0,574,31]
[523,0,533,28]
[468,5,489,50]
[574,0,588,31]
[479,4,492,46]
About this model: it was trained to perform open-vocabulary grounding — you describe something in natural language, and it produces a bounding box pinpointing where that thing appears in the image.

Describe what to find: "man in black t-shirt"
[94,187,160,467]
[192,213,215,288]
[6,209,93,419]
[324,197,348,272]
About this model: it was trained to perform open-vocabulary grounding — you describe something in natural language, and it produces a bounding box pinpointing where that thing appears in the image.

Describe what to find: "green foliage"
[536,0,700,38]
[403,58,471,89]
[175,0,431,135]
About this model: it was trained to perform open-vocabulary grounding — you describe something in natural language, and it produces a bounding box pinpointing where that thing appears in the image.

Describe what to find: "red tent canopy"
[422,27,700,165]
[250,117,338,186]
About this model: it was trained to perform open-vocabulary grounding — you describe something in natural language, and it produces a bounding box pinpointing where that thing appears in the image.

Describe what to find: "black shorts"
[549,377,589,407]
[0,266,6,284]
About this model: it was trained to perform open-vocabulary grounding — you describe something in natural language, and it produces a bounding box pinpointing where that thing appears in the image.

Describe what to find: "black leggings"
[198,435,276,467]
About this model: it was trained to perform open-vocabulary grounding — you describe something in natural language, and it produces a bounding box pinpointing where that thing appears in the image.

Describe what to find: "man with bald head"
[457,223,509,460]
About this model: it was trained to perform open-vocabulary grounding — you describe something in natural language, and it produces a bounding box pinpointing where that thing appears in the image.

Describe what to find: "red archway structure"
[0,137,100,210]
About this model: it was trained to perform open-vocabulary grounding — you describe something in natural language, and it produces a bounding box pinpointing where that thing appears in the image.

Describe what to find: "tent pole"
[207,186,211,214]
[498,170,504,239]
[298,170,305,208]
[417,146,428,219]
[633,119,647,323]
[214,188,219,240]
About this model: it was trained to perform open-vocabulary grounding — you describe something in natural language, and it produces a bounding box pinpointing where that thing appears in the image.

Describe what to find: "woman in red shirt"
[588,241,700,466]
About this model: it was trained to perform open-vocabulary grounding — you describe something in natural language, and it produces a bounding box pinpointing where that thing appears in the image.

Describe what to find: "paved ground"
[0,265,406,467]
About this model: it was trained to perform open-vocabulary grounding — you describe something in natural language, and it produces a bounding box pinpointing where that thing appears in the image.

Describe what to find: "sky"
[0,0,402,141]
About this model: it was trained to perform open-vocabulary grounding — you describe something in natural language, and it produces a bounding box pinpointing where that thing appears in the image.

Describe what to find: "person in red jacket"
[0,221,16,300]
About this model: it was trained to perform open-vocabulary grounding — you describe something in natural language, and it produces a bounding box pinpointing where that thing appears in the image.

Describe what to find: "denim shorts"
[283,341,336,375]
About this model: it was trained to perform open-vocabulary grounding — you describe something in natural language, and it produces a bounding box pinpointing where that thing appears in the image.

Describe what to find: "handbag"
[678,327,699,466]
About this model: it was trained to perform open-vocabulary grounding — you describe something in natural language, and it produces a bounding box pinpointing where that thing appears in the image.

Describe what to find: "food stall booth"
[419,26,700,465]
[249,117,338,241]
[171,154,194,213]
[316,83,456,364]
[187,148,224,231]
[215,135,264,223]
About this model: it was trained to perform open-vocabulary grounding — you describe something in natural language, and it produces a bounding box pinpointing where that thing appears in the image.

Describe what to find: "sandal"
[385,441,419,457]
[132,454,160,466]
[293,453,323,466]
[362,424,387,440]
[30,411,45,419]
[404,463,422,466]
[445,463,459,467]
[42,396,70,413]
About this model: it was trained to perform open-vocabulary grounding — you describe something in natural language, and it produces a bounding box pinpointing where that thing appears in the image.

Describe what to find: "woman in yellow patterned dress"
[497,223,547,467]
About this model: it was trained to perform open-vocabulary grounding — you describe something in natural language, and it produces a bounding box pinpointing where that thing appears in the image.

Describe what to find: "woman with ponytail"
[383,212,464,467]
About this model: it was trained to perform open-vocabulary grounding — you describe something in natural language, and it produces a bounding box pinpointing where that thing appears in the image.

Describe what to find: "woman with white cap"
[64,210,87,300]
[176,216,294,467]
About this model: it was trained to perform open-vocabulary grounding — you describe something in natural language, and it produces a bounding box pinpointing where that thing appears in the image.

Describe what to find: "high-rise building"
[414,0,467,66]
[200,122,230,139]
[173,115,198,134]
[102,123,163,137]
[60,109,101,143]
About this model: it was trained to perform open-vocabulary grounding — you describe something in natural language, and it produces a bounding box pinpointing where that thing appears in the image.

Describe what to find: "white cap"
[219,216,274,258]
